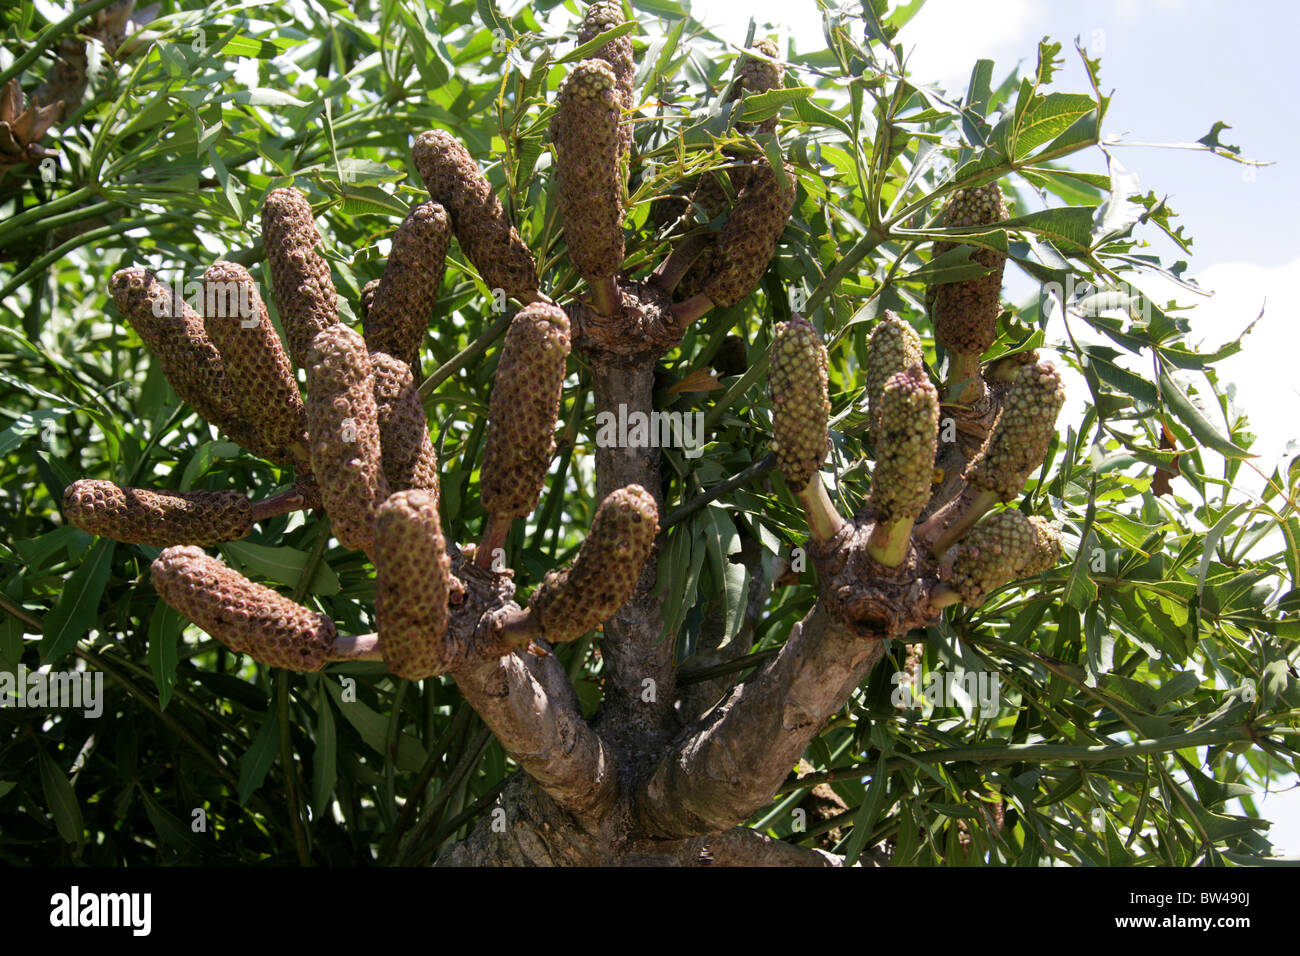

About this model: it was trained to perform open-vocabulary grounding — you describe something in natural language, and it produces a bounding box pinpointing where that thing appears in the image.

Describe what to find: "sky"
[691,0,1300,856]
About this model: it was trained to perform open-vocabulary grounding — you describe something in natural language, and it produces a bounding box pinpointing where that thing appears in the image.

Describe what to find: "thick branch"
[590,362,676,754]
[450,643,618,823]
[635,602,887,838]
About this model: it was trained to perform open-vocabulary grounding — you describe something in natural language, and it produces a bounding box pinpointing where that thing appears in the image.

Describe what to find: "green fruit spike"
[479,303,571,520]
[260,187,340,372]
[928,182,1008,357]
[948,511,1062,606]
[867,366,939,566]
[370,351,440,501]
[64,480,252,547]
[374,489,452,679]
[531,484,659,643]
[152,546,337,672]
[865,310,924,437]
[304,325,389,555]
[362,201,450,376]
[769,316,830,492]
[966,359,1065,501]
[411,130,539,303]
[551,59,626,286]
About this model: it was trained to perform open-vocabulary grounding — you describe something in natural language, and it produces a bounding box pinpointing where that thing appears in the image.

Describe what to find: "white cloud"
[1175,257,1300,470]
[898,0,1045,92]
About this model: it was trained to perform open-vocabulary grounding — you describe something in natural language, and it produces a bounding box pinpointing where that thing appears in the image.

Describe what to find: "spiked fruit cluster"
[151,546,337,673]
[531,485,659,643]
[768,177,1065,606]
[479,304,572,520]
[62,5,801,683]
[769,317,830,491]
[948,511,1062,606]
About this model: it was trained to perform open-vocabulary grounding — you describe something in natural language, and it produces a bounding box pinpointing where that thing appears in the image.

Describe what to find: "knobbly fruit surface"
[733,39,783,135]
[304,325,389,553]
[64,480,252,547]
[865,311,924,434]
[531,485,658,642]
[551,59,625,284]
[362,201,450,374]
[950,511,1062,605]
[928,183,1008,356]
[261,187,339,371]
[412,130,539,302]
[870,367,939,525]
[370,351,440,500]
[577,1,634,159]
[769,316,830,491]
[479,304,571,519]
[701,158,795,308]
[109,266,268,457]
[202,260,307,458]
[152,546,335,672]
[374,490,451,679]
[966,360,1065,501]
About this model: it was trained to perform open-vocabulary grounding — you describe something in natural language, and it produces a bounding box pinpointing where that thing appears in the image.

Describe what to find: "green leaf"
[138,787,205,855]
[1000,206,1096,253]
[220,541,340,596]
[843,751,890,866]
[38,747,84,850]
[1158,369,1254,460]
[559,20,636,63]
[40,539,115,664]
[738,87,812,123]
[231,88,307,108]
[237,711,280,806]
[702,505,746,650]
[1013,93,1095,159]
[147,602,182,710]
[321,678,428,772]
[311,685,338,818]
[906,244,992,286]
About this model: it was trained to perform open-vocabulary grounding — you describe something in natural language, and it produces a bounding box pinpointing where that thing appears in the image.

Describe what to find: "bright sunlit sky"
[690,0,1300,855]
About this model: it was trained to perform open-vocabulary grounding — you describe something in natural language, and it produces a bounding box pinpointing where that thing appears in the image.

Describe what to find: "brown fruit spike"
[870,366,940,525]
[949,512,1062,606]
[577,1,634,160]
[363,201,450,374]
[370,351,441,501]
[479,304,571,519]
[769,316,830,491]
[109,266,269,458]
[261,187,339,371]
[374,490,452,679]
[152,545,335,672]
[64,480,252,547]
[531,485,658,643]
[701,157,795,308]
[733,39,784,135]
[552,59,625,285]
[929,183,1008,356]
[201,261,308,459]
[304,325,389,553]
[412,130,539,303]
[966,360,1065,501]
